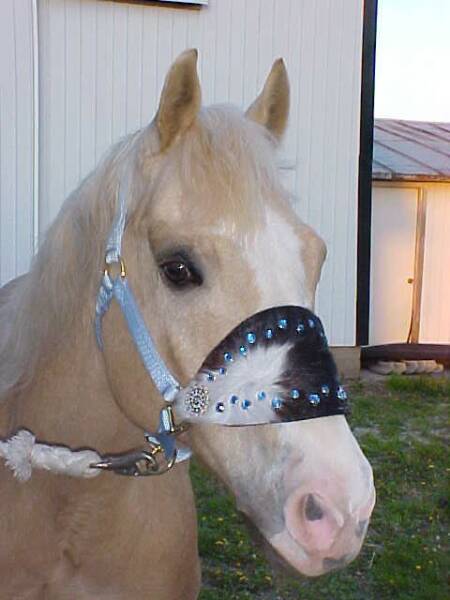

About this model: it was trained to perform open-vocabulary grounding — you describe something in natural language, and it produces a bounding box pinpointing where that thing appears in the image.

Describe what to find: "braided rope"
[0,430,101,482]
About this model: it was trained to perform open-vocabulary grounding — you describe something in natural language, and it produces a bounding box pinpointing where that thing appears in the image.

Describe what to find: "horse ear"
[246,58,290,142]
[156,49,201,151]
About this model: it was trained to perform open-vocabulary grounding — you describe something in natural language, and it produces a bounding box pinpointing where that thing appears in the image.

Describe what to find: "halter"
[92,187,349,477]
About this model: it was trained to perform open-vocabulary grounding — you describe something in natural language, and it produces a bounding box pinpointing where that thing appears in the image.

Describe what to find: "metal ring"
[104,256,126,279]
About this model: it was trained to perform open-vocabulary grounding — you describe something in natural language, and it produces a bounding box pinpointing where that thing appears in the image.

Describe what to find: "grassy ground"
[191,375,449,600]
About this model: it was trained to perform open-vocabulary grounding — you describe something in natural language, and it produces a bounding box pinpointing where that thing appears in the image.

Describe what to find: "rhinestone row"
[215,385,347,413]
[220,316,323,366]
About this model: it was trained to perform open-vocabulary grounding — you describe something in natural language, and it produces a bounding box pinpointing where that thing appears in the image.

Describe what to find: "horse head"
[95,50,375,577]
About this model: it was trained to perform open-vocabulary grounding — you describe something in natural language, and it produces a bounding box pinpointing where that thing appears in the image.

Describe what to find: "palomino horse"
[0,50,375,598]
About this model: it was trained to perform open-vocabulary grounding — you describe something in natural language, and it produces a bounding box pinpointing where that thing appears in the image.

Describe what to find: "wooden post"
[408,187,427,343]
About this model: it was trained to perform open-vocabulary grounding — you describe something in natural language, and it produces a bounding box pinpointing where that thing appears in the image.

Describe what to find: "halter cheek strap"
[0,186,189,482]
[94,187,188,474]
[96,275,180,403]
[94,187,181,404]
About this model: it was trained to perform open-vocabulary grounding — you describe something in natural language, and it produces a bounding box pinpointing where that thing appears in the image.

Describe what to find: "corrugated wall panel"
[420,183,450,343]
[0,0,35,285]
[36,0,363,345]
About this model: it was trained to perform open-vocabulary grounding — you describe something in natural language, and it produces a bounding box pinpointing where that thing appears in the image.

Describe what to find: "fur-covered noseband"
[176,305,348,425]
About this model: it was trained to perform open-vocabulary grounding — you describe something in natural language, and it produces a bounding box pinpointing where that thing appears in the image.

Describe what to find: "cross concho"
[184,384,210,416]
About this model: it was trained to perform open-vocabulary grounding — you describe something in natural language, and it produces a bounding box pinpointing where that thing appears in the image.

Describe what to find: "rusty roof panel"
[372,119,450,182]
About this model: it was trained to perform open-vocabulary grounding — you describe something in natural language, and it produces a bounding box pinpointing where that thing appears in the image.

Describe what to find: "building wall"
[0,0,35,285]
[1,0,365,346]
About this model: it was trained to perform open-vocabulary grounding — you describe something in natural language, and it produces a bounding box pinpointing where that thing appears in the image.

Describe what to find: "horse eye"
[160,260,202,288]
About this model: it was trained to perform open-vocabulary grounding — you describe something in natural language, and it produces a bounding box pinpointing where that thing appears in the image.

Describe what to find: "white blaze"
[247,208,310,310]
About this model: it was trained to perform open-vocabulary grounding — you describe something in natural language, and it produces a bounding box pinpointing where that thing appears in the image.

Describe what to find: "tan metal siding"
[420,183,450,343]
[0,0,35,284]
[7,0,364,345]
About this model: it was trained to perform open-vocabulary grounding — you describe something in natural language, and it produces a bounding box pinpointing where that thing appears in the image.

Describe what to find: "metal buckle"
[90,407,186,477]
[90,441,176,477]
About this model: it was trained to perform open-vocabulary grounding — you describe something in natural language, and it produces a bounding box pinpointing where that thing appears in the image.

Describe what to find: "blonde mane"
[0,105,284,399]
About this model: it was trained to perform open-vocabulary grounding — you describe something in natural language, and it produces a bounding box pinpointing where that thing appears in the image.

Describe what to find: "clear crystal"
[308,393,320,406]
[246,332,256,344]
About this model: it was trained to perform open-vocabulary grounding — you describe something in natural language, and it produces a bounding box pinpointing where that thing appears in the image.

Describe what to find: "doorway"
[369,186,419,345]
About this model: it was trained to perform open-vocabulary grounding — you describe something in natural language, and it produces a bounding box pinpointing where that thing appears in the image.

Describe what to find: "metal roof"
[372,119,450,182]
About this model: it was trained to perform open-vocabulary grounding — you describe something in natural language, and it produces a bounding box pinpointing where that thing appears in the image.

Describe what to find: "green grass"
[191,376,449,600]
[387,373,450,397]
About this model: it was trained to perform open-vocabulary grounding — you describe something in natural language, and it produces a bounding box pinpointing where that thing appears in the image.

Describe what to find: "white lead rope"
[0,430,102,482]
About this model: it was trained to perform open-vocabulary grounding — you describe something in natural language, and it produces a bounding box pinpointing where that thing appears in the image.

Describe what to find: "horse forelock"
[161,105,285,225]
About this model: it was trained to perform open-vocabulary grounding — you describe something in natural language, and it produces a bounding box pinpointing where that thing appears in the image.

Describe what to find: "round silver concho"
[184,384,210,416]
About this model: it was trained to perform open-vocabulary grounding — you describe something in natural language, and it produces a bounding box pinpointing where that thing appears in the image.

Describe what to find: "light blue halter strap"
[95,187,180,403]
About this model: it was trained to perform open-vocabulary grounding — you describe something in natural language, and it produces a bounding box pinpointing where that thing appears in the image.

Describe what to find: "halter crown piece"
[92,185,349,476]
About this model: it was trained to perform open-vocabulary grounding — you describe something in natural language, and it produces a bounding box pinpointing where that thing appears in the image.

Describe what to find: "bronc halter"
[92,186,349,477]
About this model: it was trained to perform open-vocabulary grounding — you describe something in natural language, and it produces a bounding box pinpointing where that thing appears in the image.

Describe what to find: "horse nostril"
[304,493,324,521]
